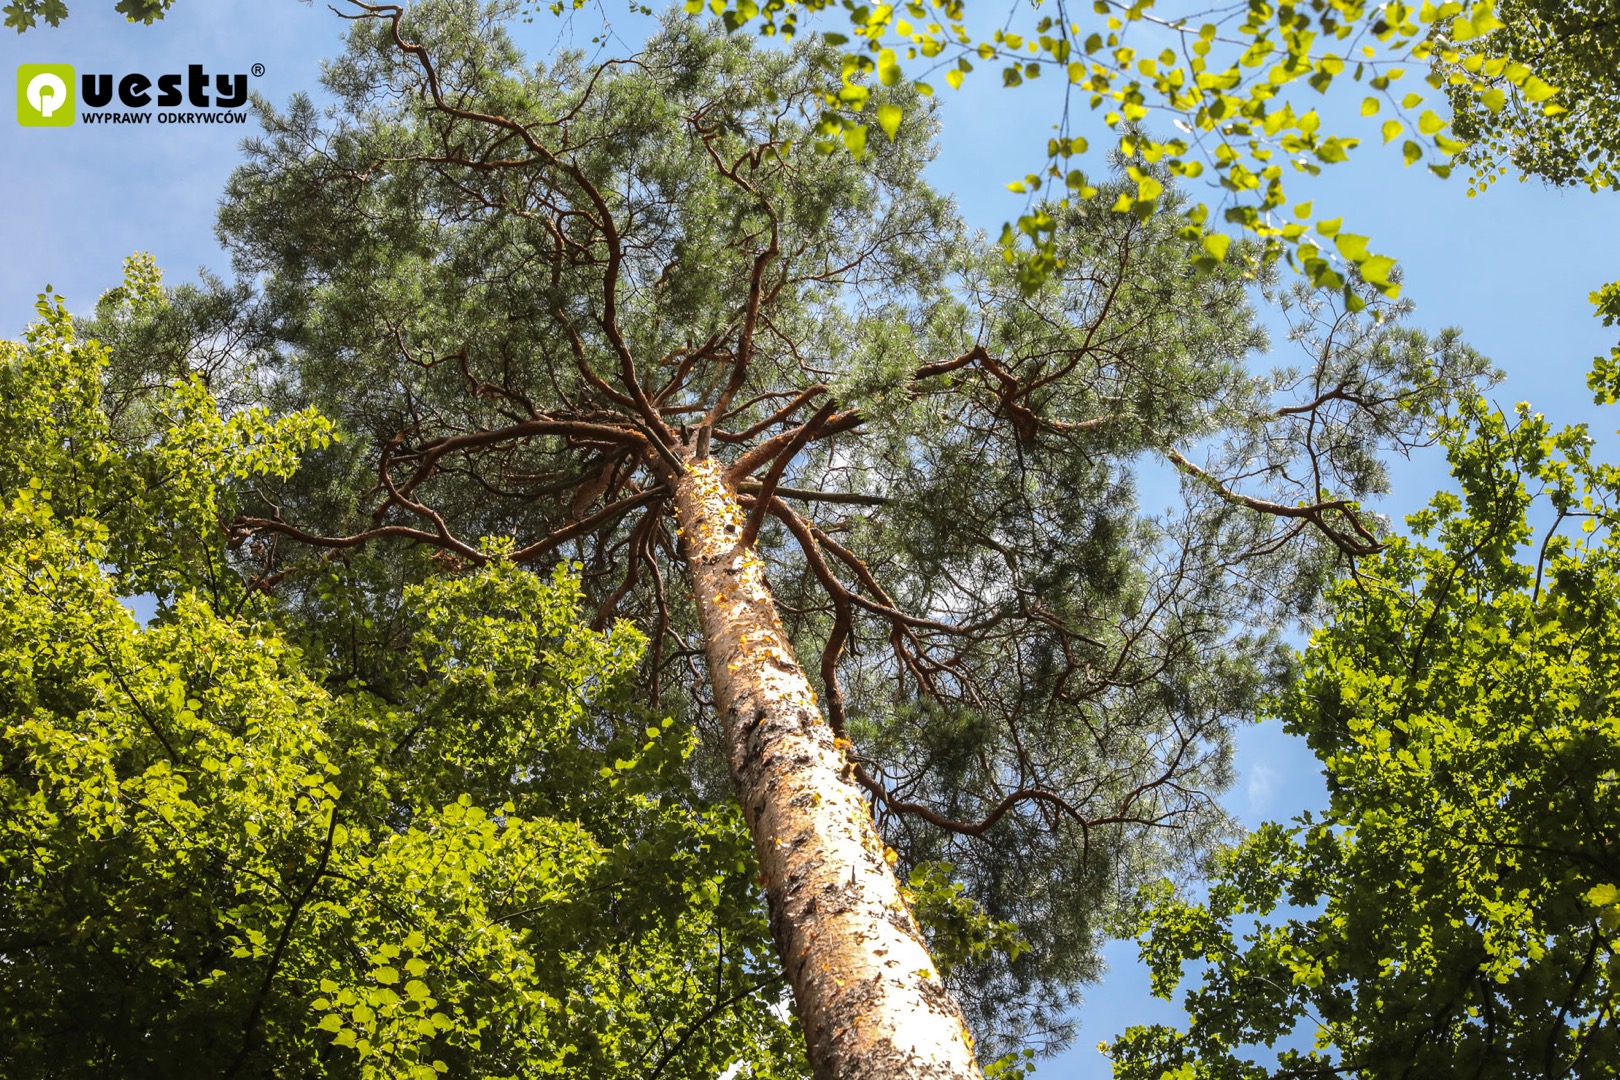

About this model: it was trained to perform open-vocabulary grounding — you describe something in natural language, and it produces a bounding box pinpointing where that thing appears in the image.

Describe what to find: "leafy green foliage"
[657,0,1554,301]
[0,275,804,1078]
[0,257,335,606]
[902,861,1028,979]
[1106,400,1620,1077]
[2,0,169,30]
[1447,0,1620,194]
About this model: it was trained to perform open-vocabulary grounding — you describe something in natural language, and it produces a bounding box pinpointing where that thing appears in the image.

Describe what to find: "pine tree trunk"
[673,457,984,1080]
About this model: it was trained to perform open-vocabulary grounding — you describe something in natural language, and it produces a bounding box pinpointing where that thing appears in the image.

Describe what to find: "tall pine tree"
[191,3,1493,1072]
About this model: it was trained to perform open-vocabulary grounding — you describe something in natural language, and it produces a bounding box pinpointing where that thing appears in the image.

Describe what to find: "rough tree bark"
[674,453,984,1079]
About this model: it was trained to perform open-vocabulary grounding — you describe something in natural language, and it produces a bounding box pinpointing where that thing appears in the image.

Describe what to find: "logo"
[16,63,260,127]
[17,64,75,126]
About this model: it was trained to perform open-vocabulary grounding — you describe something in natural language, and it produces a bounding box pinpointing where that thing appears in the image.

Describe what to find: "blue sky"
[3,3,1618,1076]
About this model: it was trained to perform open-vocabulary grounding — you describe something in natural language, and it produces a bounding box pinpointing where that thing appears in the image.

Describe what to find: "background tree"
[0,268,807,1079]
[176,2,1496,1069]
[1107,399,1620,1078]
[1446,0,1620,195]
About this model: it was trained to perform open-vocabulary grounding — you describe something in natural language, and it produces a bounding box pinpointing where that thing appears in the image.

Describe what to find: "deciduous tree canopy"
[1108,401,1620,1078]
[0,271,805,1079]
[1447,0,1620,194]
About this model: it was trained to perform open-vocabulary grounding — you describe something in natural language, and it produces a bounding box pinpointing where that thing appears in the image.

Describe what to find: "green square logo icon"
[17,64,75,126]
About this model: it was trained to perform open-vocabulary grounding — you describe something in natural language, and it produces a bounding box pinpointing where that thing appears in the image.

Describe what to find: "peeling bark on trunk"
[674,457,984,1080]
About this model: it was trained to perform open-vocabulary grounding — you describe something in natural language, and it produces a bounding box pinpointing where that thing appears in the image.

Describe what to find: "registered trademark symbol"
[251,63,266,78]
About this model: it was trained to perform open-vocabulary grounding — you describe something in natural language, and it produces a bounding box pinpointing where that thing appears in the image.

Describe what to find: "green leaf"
[875,103,903,141]
[1359,254,1396,289]
[842,121,868,158]
[1587,884,1620,907]
[1521,76,1557,103]
[878,47,901,87]
[1334,232,1369,261]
